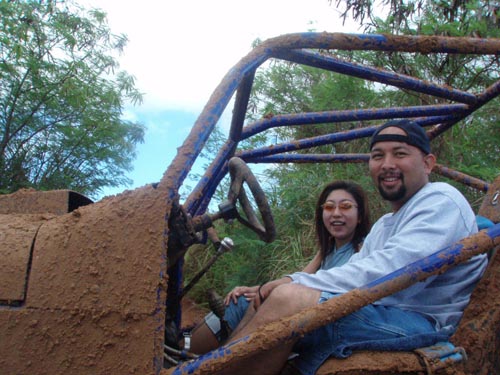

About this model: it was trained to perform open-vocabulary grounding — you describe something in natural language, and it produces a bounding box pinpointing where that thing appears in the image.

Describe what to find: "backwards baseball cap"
[370,119,431,155]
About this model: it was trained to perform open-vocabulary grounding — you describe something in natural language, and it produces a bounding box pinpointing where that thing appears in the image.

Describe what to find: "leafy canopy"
[0,0,145,198]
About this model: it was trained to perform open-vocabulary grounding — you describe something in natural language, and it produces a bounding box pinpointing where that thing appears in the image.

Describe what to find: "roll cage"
[164,33,500,375]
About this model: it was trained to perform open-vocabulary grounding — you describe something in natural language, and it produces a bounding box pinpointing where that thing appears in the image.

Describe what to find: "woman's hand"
[224,285,259,305]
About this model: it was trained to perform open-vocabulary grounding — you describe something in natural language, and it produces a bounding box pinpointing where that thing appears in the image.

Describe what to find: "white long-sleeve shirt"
[290,182,488,331]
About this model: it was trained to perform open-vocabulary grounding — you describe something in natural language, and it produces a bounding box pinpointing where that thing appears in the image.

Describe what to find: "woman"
[183,180,371,354]
[226,180,370,305]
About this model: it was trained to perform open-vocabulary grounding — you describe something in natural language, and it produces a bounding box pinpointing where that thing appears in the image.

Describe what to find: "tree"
[334,0,500,37]
[0,0,145,198]
[248,57,388,219]
[333,0,500,195]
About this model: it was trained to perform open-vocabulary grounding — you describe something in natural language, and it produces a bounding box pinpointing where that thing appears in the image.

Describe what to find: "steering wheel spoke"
[227,157,276,243]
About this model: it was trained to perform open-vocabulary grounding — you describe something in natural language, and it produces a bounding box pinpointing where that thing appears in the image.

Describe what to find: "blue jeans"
[224,295,250,330]
[291,291,450,375]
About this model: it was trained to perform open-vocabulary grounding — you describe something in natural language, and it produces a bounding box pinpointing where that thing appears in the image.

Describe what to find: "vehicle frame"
[1,32,500,375]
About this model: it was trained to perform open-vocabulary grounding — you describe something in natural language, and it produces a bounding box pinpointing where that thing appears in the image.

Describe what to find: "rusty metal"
[432,164,490,192]
[414,343,467,375]
[184,35,500,215]
[0,189,92,215]
[180,237,234,299]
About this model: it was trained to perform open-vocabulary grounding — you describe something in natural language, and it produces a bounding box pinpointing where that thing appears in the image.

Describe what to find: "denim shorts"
[224,295,250,330]
[291,291,449,375]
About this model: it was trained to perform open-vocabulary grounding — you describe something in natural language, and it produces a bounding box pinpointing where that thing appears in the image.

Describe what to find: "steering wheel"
[225,157,276,243]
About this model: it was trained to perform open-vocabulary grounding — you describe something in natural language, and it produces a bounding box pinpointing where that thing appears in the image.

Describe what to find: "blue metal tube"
[239,126,375,160]
[429,79,500,139]
[364,224,499,289]
[241,105,468,139]
[185,140,235,215]
[275,49,478,105]
[247,153,370,164]
[187,72,256,215]
[191,162,231,217]
[243,155,489,193]
[229,73,255,142]
[263,33,500,54]
[180,34,500,214]
[181,33,500,213]
[160,45,270,203]
[166,224,500,375]
[433,164,490,192]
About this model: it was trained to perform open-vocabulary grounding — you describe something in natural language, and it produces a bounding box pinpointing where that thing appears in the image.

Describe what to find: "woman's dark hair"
[315,180,371,259]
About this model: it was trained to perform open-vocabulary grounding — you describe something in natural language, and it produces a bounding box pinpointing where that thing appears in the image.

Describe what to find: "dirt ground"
[181,297,209,328]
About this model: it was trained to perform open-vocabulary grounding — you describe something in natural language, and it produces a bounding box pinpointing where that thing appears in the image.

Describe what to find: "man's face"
[369,127,435,211]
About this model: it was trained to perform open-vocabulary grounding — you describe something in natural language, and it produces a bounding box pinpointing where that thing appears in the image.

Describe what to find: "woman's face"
[321,189,359,248]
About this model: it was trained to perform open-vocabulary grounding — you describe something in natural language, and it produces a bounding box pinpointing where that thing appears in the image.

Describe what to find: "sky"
[82,0,360,199]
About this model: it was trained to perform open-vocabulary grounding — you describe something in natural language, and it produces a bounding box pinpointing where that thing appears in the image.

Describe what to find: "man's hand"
[253,277,293,310]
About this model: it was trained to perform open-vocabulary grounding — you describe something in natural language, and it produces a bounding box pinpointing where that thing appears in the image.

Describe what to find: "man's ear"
[423,153,436,174]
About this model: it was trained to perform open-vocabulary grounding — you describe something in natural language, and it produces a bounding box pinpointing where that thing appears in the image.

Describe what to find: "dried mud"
[1,176,499,375]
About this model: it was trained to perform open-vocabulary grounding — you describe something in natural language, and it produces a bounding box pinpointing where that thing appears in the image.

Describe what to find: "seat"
[449,175,500,375]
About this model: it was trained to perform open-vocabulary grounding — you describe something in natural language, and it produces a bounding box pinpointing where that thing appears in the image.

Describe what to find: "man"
[219,119,488,375]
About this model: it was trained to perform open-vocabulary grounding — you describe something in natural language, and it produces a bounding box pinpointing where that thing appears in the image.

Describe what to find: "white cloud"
[83,0,359,113]
[79,0,360,198]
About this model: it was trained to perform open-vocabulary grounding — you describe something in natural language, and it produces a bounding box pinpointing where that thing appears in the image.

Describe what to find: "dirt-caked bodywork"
[1,33,500,375]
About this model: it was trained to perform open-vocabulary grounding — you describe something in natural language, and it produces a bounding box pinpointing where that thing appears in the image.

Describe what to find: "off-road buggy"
[1,33,499,375]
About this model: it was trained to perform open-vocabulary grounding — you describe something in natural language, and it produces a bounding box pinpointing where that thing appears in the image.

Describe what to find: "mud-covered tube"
[165,224,500,375]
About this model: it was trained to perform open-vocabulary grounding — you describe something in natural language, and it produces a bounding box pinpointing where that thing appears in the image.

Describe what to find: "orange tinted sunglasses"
[321,201,357,212]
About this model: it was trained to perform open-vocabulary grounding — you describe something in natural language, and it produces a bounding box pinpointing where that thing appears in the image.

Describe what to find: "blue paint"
[363,223,500,290]
[174,33,500,216]
[170,336,250,375]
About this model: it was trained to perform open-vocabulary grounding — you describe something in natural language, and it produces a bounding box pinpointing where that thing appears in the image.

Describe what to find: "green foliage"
[0,0,145,198]
[183,222,274,304]
[333,0,500,37]
[333,0,500,184]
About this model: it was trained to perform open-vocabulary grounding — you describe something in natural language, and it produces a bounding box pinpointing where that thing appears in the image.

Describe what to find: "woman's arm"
[301,251,322,274]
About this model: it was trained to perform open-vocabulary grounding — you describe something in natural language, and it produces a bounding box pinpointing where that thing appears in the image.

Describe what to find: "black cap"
[370,119,431,155]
